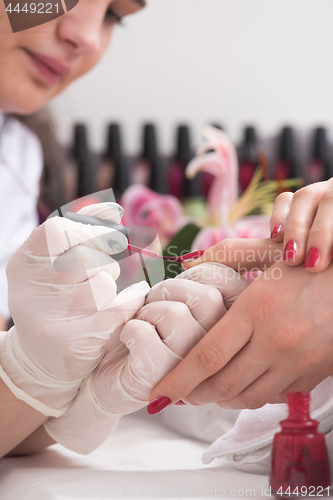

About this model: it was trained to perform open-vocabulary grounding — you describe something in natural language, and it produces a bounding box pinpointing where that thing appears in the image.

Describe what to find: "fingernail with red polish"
[304,246,320,268]
[147,396,171,415]
[173,400,186,406]
[283,240,297,261]
[270,224,282,238]
[180,250,205,263]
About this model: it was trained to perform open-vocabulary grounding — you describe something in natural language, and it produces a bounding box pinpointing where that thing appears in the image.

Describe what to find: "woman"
[0,0,248,458]
[0,0,144,454]
[0,0,145,329]
[1,0,332,459]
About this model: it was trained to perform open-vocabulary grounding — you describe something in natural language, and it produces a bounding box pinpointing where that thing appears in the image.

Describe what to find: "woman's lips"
[23,48,71,86]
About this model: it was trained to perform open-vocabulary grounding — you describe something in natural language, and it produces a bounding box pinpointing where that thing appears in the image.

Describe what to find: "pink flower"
[120,184,187,247]
[191,215,269,252]
[187,126,270,281]
[186,126,239,227]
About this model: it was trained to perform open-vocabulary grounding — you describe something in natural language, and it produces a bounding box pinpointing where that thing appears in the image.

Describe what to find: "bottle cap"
[74,124,88,157]
[311,127,332,178]
[277,126,298,177]
[312,127,327,161]
[175,125,203,198]
[73,123,94,197]
[278,126,294,161]
[105,123,129,196]
[176,125,191,165]
[142,123,158,159]
[241,125,260,164]
[142,123,166,194]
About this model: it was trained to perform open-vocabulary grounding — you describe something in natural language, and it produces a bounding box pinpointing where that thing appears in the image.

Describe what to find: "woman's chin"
[0,92,48,115]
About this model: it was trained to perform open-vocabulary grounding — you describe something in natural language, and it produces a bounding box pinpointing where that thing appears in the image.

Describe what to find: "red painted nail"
[270,224,282,238]
[180,250,205,263]
[283,240,297,261]
[173,400,186,406]
[303,246,320,268]
[147,396,171,415]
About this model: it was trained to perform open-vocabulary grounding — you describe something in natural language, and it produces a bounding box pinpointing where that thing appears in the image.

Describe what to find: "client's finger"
[282,185,326,267]
[270,191,294,241]
[303,187,333,272]
[181,238,283,272]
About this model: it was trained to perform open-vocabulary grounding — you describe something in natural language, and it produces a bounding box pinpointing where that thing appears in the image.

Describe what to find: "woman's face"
[0,0,145,114]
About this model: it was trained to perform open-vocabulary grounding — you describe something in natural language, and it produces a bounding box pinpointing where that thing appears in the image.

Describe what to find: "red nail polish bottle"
[270,392,331,497]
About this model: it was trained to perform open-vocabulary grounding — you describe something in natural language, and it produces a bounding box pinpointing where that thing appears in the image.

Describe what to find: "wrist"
[0,328,79,416]
[44,376,120,454]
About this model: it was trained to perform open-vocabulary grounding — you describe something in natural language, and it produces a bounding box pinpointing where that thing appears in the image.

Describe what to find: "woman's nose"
[57,4,102,55]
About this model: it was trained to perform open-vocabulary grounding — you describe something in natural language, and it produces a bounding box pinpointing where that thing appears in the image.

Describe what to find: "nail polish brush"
[62,212,204,264]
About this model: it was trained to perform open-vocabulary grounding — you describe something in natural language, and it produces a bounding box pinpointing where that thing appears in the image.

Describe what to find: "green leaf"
[162,223,201,279]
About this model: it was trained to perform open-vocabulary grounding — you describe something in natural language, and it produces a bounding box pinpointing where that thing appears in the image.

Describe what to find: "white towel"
[202,375,333,466]
[160,404,241,443]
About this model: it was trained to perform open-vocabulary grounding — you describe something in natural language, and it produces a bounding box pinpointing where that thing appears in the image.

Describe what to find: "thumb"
[181,238,283,273]
[78,202,124,224]
[119,319,182,400]
[108,281,150,326]
[45,216,128,258]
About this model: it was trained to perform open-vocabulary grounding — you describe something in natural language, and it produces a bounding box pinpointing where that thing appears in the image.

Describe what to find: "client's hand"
[149,260,333,412]
[270,179,333,272]
[183,180,333,275]
[44,263,248,454]
[0,203,148,417]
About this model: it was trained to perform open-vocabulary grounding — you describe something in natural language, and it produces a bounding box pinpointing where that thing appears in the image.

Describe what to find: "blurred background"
[5,0,333,328]
[37,0,333,213]
[50,0,333,152]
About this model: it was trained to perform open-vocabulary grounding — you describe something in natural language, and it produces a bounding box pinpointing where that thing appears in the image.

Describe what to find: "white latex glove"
[0,203,149,417]
[44,263,248,454]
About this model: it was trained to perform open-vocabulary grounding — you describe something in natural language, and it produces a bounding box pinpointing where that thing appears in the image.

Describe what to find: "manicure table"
[0,408,270,500]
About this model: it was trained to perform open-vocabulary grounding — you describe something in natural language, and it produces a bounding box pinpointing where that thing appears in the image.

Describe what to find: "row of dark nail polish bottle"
[239,125,333,192]
[70,123,333,202]
[71,123,204,201]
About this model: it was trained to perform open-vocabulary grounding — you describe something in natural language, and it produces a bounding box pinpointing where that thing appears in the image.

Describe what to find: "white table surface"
[0,409,270,500]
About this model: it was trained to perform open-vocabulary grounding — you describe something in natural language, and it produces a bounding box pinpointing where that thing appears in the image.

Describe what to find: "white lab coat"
[0,111,43,320]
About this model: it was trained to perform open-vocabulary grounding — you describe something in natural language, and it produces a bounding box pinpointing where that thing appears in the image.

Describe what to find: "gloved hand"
[0,203,149,417]
[44,263,248,454]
